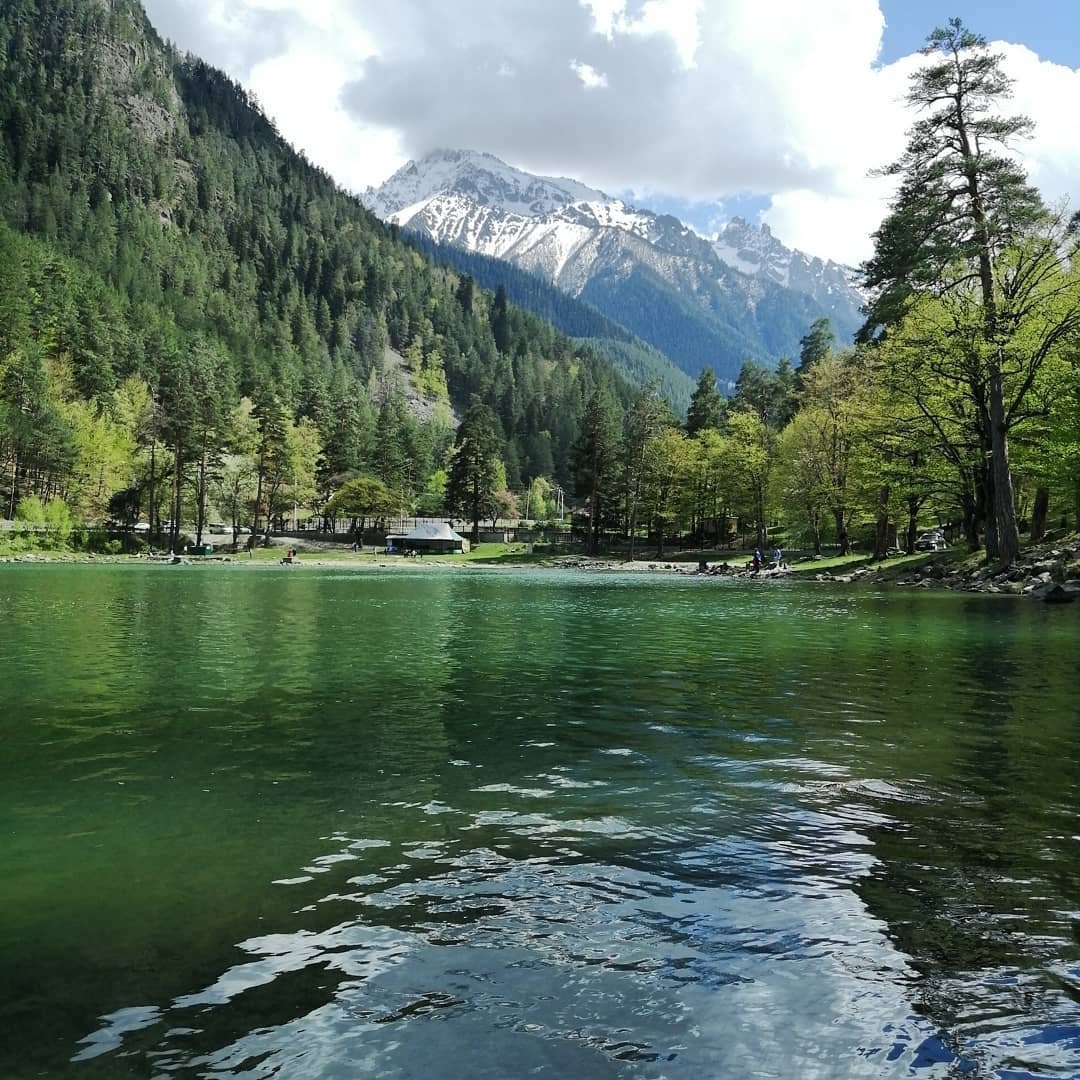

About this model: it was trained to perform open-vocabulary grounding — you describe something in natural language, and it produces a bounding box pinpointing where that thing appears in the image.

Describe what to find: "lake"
[1,564,1078,1078]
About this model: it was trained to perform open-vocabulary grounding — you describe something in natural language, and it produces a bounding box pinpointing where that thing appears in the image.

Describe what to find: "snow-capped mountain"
[362,150,862,383]
[711,217,858,318]
[363,149,606,222]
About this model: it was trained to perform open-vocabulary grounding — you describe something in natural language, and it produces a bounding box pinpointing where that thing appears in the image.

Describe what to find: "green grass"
[425,543,556,565]
[237,541,558,566]
[785,549,971,577]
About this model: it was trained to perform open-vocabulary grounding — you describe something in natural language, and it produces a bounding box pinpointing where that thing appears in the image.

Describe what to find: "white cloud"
[570,60,609,89]
[140,0,1080,264]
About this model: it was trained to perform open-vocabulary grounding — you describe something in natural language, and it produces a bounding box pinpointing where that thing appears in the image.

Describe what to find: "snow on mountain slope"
[712,217,859,310]
[364,148,606,221]
[362,150,864,378]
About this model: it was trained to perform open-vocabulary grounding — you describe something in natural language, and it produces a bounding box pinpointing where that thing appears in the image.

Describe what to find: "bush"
[42,499,73,545]
[13,496,73,547]
[14,495,46,530]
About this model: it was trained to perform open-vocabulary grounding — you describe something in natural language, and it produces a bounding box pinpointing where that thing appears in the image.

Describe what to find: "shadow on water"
[1,567,1079,1078]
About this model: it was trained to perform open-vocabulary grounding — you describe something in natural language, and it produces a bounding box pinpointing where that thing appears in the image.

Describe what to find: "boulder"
[1042,584,1077,605]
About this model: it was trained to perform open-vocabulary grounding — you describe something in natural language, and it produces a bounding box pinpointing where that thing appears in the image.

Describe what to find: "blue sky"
[878,2,1080,67]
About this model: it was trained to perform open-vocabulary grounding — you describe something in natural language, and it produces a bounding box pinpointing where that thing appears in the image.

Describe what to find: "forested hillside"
[407,231,695,412]
[0,0,630,539]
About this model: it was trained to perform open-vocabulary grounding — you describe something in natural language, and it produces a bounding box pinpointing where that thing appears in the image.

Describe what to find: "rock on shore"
[889,540,1080,602]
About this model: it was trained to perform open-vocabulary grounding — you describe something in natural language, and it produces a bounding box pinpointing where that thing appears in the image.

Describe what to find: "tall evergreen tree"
[573,385,623,554]
[861,19,1046,565]
[447,402,502,543]
[686,368,724,435]
[490,285,511,355]
[798,317,835,375]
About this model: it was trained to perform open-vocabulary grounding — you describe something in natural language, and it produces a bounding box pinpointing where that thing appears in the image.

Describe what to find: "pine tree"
[490,285,511,355]
[861,19,1046,565]
[447,402,502,543]
[798,318,835,375]
[686,368,724,435]
[573,385,623,554]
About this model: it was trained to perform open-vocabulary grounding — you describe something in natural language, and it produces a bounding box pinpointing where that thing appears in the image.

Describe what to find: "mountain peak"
[361,149,864,381]
[363,148,608,221]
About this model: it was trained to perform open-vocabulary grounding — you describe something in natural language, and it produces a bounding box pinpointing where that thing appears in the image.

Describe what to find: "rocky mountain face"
[363,150,864,384]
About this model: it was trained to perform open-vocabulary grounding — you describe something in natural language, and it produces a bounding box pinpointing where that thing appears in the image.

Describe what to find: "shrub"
[14,496,73,547]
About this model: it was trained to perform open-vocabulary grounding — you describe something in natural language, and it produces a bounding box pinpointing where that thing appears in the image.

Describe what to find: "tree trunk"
[1030,485,1050,542]
[960,492,979,552]
[1075,477,1080,535]
[170,449,182,552]
[195,448,208,548]
[833,508,849,556]
[988,360,1020,565]
[873,485,891,559]
[981,460,999,562]
[905,496,918,555]
[252,465,264,543]
[148,436,157,537]
[8,452,18,519]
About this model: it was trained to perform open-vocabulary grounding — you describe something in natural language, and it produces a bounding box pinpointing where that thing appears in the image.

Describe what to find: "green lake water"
[1,564,1079,1078]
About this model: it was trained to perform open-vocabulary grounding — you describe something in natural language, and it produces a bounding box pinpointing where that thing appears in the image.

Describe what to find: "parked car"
[914,529,948,552]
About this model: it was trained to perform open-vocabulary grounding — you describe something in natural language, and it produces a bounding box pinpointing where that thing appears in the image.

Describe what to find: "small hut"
[388,522,467,555]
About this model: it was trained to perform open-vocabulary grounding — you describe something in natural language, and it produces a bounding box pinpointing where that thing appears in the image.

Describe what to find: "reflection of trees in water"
[853,598,1080,1068]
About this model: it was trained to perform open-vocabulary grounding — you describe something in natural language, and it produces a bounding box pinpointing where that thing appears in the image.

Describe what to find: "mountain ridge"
[364,150,865,385]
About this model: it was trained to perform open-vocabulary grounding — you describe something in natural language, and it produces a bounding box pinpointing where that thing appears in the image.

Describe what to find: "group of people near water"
[751,547,785,572]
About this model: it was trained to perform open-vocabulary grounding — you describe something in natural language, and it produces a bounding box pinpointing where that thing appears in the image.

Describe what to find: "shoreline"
[2,540,1078,602]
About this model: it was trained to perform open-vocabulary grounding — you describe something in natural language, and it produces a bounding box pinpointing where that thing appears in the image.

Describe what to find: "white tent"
[406,522,465,544]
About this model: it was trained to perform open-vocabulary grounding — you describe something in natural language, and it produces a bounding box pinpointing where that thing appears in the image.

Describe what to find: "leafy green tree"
[775,412,830,555]
[723,408,776,551]
[327,474,400,532]
[0,344,74,517]
[686,429,730,547]
[796,351,878,556]
[525,475,555,522]
[1043,352,1080,530]
[15,493,72,546]
[415,468,448,517]
[624,382,671,560]
[641,427,692,557]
